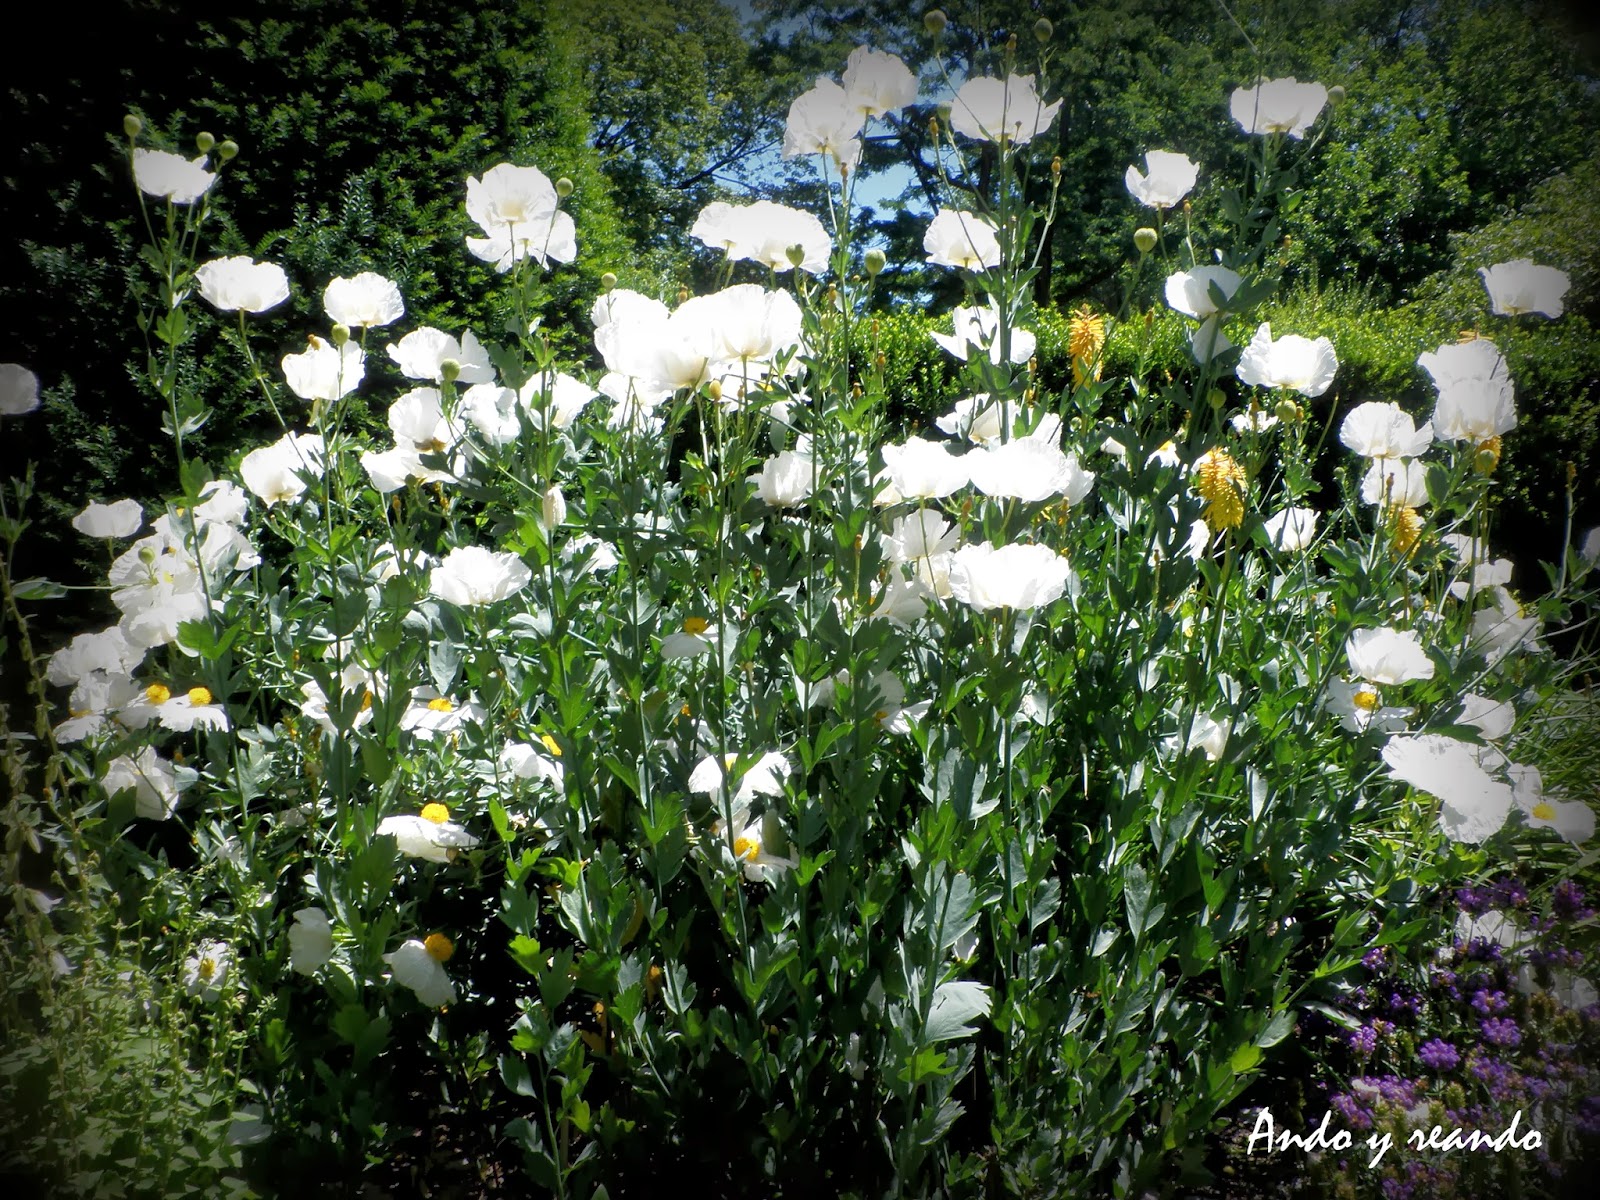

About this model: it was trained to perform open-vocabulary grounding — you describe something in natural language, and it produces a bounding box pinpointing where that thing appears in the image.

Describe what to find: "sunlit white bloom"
[1347,626,1434,685]
[72,499,143,539]
[592,288,669,332]
[1516,964,1598,1010]
[924,209,1001,271]
[1448,555,1513,601]
[1236,323,1338,396]
[935,394,1000,443]
[691,200,834,274]
[397,688,484,740]
[1262,506,1318,552]
[0,363,40,415]
[1191,317,1235,363]
[1230,77,1328,139]
[384,939,455,1007]
[456,383,521,445]
[1470,588,1542,665]
[518,371,599,430]
[689,750,792,807]
[752,445,814,507]
[946,542,1073,612]
[1457,908,1528,951]
[1418,339,1516,443]
[388,387,463,459]
[1480,259,1569,318]
[239,432,326,507]
[810,669,928,734]
[377,810,480,862]
[881,436,969,499]
[1510,764,1594,844]
[930,302,1036,365]
[1146,439,1182,469]
[467,209,577,272]
[563,535,619,575]
[359,446,420,493]
[467,162,557,231]
[47,627,143,686]
[288,908,335,975]
[1326,678,1413,734]
[841,45,917,118]
[1442,532,1488,563]
[1340,402,1432,460]
[322,272,404,327]
[1229,407,1279,435]
[132,148,215,204]
[661,616,717,660]
[1360,458,1430,509]
[148,686,231,733]
[299,660,381,735]
[499,741,565,788]
[967,440,1094,505]
[193,480,249,526]
[1125,150,1198,208]
[386,327,494,384]
[430,546,532,607]
[1581,527,1600,565]
[106,546,207,652]
[282,335,365,403]
[1164,713,1230,761]
[881,510,959,564]
[102,745,190,820]
[1382,733,1513,843]
[1455,693,1514,741]
[182,940,234,1002]
[869,575,931,626]
[710,285,804,365]
[195,256,290,313]
[949,73,1061,145]
[782,78,864,171]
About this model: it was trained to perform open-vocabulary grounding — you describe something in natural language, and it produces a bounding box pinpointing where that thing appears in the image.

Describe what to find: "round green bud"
[1327,84,1346,107]
[1034,17,1053,43]
[123,114,143,139]
[864,247,887,277]
[924,8,947,35]
[600,271,617,291]
[1207,387,1226,410]
[195,131,215,153]
[218,139,239,161]
[555,177,574,198]
[138,545,157,565]
[1273,397,1301,424]
[1133,227,1158,254]
[439,358,461,384]
[329,323,351,347]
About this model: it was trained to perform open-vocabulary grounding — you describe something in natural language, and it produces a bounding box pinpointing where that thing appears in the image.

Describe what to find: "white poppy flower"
[499,741,565,788]
[930,302,1037,365]
[194,480,250,526]
[1455,693,1514,741]
[299,661,381,735]
[150,685,230,733]
[1359,458,1430,509]
[1190,317,1235,363]
[384,939,455,1007]
[1164,267,1243,319]
[385,327,495,384]
[457,383,522,445]
[1230,77,1328,139]
[72,499,143,539]
[1381,733,1513,843]
[869,575,931,626]
[466,162,558,232]
[195,256,290,314]
[1480,260,1569,318]
[1346,627,1434,685]
[182,940,234,1002]
[132,149,215,204]
[691,201,834,274]
[288,908,335,975]
[1469,588,1542,665]
[946,542,1074,612]
[949,73,1061,145]
[782,79,864,171]
[1339,402,1432,460]
[1510,764,1594,844]
[715,808,799,883]
[1262,506,1318,552]
[377,807,481,861]
[967,440,1094,505]
[841,45,917,118]
[689,750,792,807]
[47,627,143,686]
[322,271,405,328]
[1447,555,1513,602]
[752,447,814,507]
[430,546,531,607]
[282,335,365,402]
[1456,908,1528,950]
[881,511,959,564]
[1418,339,1516,443]
[923,210,1001,271]
[517,372,599,430]
[661,616,717,660]
[102,746,189,819]
[1326,677,1412,734]
[239,431,326,507]
[1515,965,1598,1010]
[467,209,577,272]
[881,436,969,500]
[397,688,485,740]
[0,363,40,415]
[562,535,619,575]
[1230,407,1279,435]
[1164,713,1230,761]
[1125,150,1199,208]
[1235,323,1338,396]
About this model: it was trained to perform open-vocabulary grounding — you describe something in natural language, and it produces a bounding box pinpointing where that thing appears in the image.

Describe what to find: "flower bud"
[1006,32,1018,53]
[123,114,142,138]
[924,8,947,35]
[195,131,215,153]
[677,285,690,305]
[138,545,157,565]
[864,247,887,276]
[1051,156,1062,177]
[1034,17,1053,42]
[1208,388,1226,410]
[1133,227,1158,254]
[786,243,806,268]
[1474,437,1502,475]
[707,379,723,402]
[541,484,567,531]
[1273,397,1301,424]
[555,177,574,198]
[439,358,461,384]
[1327,84,1347,107]
[1566,460,1578,488]
[600,271,617,291]
[218,140,239,161]
[329,323,351,347]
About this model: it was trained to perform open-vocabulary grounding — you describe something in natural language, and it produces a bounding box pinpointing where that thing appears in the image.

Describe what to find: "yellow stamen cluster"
[540,733,563,758]
[427,696,454,713]
[1068,304,1106,387]
[187,686,212,705]
[420,802,451,824]
[360,689,375,711]
[1531,801,1556,822]
[1475,436,1502,475]
[198,957,217,980]
[423,932,454,962]
[1193,449,1248,531]
[681,616,710,635]
[146,683,172,705]
[1391,506,1424,557]
[1353,687,1381,713]
[732,833,761,861]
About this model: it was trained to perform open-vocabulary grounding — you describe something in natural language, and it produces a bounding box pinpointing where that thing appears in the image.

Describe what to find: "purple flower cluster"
[1470,988,1508,1016]
[1480,1016,1522,1047]
[1349,1024,1377,1057]
[1417,1038,1459,1071]
[1553,879,1594,923]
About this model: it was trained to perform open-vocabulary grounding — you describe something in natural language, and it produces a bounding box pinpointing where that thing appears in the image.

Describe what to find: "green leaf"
[924,980,991,1044]
[10,578,66,601]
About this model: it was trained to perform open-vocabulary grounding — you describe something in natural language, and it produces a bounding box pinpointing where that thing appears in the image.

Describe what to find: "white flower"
[1456,908,1528,950]
[1125,150,1199,208]
[467,210,577,272]
[1165,713,1229,761]
[1479,259,1570,318]
[0,363,40,415]
[194,480,250,526]
[1190,317,1235,363]
[430,546,531,607]
[239,432,326,507]
[182,940,234,1002]
[377,810,481,862]
[1346,627,1434,685]
[299,661,381,735]
[661,617,717,660]
[1339,402,1432,460]
[946,542,1074,612]
[1230,77,1328,139]
[1262,506,1318,552]
[1515,965,1598,1010]
[1164,267,1243,319]
[457,383,522,445]
[132,149,215,204]
[1235,323,1338,396]
[752,447,814,507]
[518,372,599,430]
[563,535,619,575]
[720,809,799,883]
[102,745,190,820]
[1456,693,1514,741]
[1510,764,1594,844]
[949,73,1061,145]
[1580,526,1600,565]
[194,256,290,313]
[384,939,455,1007]
[869,575,931,626]
[881,511,959,564]
[1230,407,1279,435]
[152,686,231,733]
[1470,588,1542,665]
[690,201,833,274]
[782,78,864,171]
[1418,339,1516,444]
[689,750,792,807]
[881,436,969,500]
[967,440,1094,505]
[924,210,1001,271]
[72,499,143,539]
[47,627,143,686]
[930,302,1037,365]
[398,689,485,740]
[1359,458,1430,509]
[466,163,557,231]
[708,285,804,366]
[499,741,565,788]
[1381,733,1513,843]
[322,272,405,327]
[288,908,335,975]
[1326,678,1412,734]
[936,394,1000,443]
[840,45,917,118]
[386,327,495,384]
[282,335,365,402]
[1448,555,1513,602]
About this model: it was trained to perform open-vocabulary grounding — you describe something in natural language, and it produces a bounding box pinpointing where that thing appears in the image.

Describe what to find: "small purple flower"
[1492,876,1530,909]
[1553,879,1593,922]
[1417,1039,1460,1071]
[1471,988,1509,1016]
[1481,1016,1522,1047]
[1363,945,1390,971]
[1350,1024,1377,1057]
[1331,1090,1374,1130]
[1457,885,1493,916]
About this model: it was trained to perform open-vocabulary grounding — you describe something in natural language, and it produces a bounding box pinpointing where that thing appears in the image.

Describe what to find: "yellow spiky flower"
[1068,304,1106,387]
[1391,505,1424,557]
[1193,448,1248,531]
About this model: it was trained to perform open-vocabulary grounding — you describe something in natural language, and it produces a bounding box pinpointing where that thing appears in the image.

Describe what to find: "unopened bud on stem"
[786,243,806,268]
[864,247,887,277]
[1327,84,1346,107]
[123,114,142,138]
[707,379,722,402]
[218,139,239,160]
[555,177,574,198]
[195,131,215,153]
[1034,17,1053,43]
[924,8,947,35]
[600,271,617,291]
[541,484,567,531]
[330,323,350,347]
[439,358,460,384]
[1133,227,1158,254]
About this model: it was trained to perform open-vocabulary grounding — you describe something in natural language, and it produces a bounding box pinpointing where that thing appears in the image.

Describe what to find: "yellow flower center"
[146,683,172,705]
[198,957,216,980]
[682,616,710,635]
[1194,449,1247,531]
[1068,304,1106,386]
[1391,506,1424,557]
[187,686,213,706]
[540,733,563,758]
[874,709,890,723]
[427,697,454,713]
[733,834,761,861]
[1353,687,1381,713]
[424,932,454,962]
[420,802,451,824]
[1532,802,1556,822]
[361,690,374,711]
